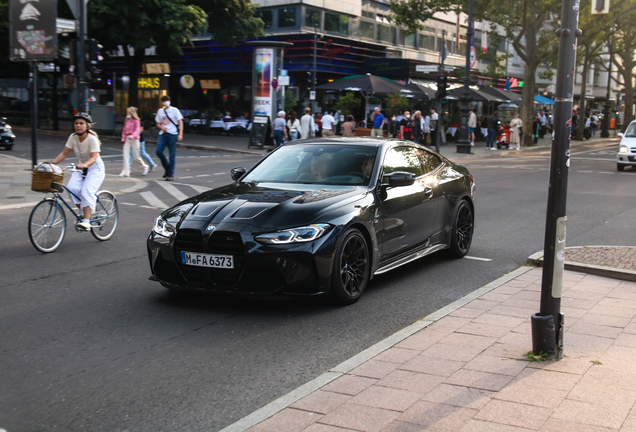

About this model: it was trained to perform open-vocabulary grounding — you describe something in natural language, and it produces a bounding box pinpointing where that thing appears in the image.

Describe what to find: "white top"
[300,114,314,139]
[155,106,184,135]
[65,133,101,164]
[287,119,301,132]
[510,118,523,128]
[322,114,334,130]
[538,113,547,126]
[585,117,591,127]
[430,113,439,120]
[423,115,430,133]
[469,112,477,128]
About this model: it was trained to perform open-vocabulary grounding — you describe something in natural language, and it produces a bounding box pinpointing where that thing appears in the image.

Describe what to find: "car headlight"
[153,215,175,238]
[255,224,332,244]
[620,146,628,153]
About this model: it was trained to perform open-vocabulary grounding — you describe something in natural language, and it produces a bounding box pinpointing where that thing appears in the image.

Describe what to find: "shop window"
[360,21,374,39]
[305,9,321,28]
[279,8,297,28]
[325,12,349,35]
[256,10,273,29]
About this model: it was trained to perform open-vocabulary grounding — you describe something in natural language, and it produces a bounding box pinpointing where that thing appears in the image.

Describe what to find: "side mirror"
[383,171,416,187]
[230,167,246,181]
[618,133,624,138]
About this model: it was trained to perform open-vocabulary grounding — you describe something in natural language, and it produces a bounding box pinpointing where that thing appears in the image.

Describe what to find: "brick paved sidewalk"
[231,267,636,432]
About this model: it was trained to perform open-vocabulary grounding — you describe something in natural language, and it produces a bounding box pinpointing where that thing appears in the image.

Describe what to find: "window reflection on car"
[243,144,378,186]
[624,123,636,138]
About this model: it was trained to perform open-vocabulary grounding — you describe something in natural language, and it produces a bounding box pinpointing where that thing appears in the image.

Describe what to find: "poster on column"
[253,48,274,119]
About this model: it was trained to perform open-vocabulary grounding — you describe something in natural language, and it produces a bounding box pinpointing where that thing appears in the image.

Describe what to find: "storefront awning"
[534,95,555,105]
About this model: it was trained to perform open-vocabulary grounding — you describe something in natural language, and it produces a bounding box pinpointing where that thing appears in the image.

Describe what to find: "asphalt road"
[0,135,630,431]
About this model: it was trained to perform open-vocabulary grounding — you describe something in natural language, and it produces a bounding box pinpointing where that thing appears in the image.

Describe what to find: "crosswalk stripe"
[140,191,168,208]
[188,184,209,194]
[155,180,190,201]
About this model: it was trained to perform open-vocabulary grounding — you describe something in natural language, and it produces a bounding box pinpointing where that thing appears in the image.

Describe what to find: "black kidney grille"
[174,229,207,284]
[207,231,244,287]
[174,229,204,252]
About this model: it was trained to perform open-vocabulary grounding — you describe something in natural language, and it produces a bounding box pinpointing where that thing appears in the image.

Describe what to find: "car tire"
[448,199,474,258]
[617,163,625,172]
[330,228,370,305]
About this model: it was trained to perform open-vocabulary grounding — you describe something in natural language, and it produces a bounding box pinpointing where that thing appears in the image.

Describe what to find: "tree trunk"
[577,47,590,141]
[521,63,537,146]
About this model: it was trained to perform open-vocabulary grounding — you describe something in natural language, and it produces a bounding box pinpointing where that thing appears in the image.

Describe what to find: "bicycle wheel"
[91,191,119,241]
[28,199,66,253]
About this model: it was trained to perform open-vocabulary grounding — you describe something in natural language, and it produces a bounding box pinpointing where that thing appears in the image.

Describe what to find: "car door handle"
[424,187,433,199]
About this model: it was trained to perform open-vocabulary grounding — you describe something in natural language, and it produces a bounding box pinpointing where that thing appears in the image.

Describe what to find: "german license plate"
[181,251,234,269]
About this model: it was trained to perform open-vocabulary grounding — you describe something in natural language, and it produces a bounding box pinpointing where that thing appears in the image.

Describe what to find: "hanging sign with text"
[10,0,57,61]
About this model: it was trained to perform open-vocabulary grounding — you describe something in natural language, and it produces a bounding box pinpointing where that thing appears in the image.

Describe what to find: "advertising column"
[253,48,274,120]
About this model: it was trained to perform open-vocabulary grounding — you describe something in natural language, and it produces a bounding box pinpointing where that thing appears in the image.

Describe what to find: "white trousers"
[121,137,147,176]
[67,157,105,212]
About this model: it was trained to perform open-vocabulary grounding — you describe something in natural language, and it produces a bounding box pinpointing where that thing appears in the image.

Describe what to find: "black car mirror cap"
[383,171,416,187]
[230,167,247,181]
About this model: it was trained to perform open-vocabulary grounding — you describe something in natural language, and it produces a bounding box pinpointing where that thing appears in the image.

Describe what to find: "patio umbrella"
[317,74,408,123]
[400,83,430,100]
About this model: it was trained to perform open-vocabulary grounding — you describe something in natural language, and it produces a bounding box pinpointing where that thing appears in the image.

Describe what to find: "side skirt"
[374,243,448,275]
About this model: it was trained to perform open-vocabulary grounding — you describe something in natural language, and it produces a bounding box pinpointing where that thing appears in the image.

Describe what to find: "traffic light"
[70,38,104,81]
[436,73,448,100]
[592,0,609,14]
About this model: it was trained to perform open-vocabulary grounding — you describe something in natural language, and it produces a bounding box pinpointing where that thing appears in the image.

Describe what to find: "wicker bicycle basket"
[31,162,64,192]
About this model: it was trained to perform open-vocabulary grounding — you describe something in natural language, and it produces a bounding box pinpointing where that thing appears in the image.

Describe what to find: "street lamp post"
[456,0,474,154]
[600,42,613,138]
[531,0,580,360]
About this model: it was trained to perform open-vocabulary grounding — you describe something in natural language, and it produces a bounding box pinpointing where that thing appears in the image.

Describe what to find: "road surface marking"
[577,170,593,173]
[120,202,137,206]
[464,256,492,262]
[140,191,168,209]
[155,181,189,201]
[140,205,165,210]
[196,174,211,177]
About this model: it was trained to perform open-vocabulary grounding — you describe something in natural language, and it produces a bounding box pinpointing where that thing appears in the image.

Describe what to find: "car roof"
[288,137,432,148]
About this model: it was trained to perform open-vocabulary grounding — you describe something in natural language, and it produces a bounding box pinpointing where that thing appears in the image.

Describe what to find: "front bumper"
[617,152,636,166]
[147,223,340,296]
[0,134,14,146]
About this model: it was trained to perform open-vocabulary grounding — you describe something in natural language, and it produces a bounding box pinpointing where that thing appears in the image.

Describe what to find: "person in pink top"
[120,106,148,177]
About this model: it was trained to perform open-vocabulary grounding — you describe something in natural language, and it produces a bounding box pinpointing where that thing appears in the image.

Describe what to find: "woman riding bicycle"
[51,112,105,231]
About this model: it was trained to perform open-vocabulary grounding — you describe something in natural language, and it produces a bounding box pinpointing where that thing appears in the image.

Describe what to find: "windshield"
[244,144,378,186]
[625,122,636,138]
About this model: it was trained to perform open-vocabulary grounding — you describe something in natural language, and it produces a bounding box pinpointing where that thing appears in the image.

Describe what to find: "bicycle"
[28,164,119,253]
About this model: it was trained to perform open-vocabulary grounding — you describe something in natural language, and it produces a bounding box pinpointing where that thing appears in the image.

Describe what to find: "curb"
[219,265,534,432]
[527,246,636,282]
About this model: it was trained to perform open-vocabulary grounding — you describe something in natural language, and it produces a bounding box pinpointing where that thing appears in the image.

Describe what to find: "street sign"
[9,0,58,61]
[271,78,279,90]
[278,76,290,86]
[56,18,77,34]
[310,91,316,100]
[280,69,288,76]
[592,0,610,13]
[64,74,76,88]
[416,65,438,73]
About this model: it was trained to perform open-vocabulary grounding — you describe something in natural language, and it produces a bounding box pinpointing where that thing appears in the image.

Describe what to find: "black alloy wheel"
[331,228,370,305]
[449,200,474,258]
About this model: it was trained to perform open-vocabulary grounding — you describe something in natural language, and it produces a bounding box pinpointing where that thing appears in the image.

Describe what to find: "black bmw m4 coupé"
[147,138,475,304]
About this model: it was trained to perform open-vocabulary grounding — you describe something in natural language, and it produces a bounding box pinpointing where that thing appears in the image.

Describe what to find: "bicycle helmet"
[73,112,93,123]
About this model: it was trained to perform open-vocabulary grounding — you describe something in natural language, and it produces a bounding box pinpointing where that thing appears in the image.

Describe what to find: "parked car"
[617,120,636,171]
[147,138,476,304]
[0,117,15,150]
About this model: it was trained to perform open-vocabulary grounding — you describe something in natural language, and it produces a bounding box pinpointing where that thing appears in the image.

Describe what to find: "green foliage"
[389,0,455,35]
[285,89,298,114]
[88,0,208,106]
[476,32,510,81]
[334,93,362,116]
[189,0,264,45]
[526,351,548,362]
[383,92,410,116]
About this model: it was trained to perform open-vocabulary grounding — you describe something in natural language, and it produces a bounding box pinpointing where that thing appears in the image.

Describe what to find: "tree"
[383,92,410,116]
[391,0,561,146]
[334,93,362,117]
[88,0,208,107]
[189,0,264,45]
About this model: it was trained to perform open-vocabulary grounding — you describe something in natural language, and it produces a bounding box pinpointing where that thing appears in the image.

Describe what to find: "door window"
[382,147,423,177]
[416,149,442,173]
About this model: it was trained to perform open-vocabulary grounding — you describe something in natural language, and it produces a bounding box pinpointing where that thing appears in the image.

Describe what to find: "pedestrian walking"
[486,111,498,150]
[538,111,547,138]
[300,107,315,139]
[430,108,439,151]
[532,114,541,145]
[120,107,148,177]
[468,109,477,146]
[371,107,385,138]
[50,112,105,231]
[400,110,414,141]
[129,119,158,173]
[413,111,424,143]
[590,113,598,137]
[342,115,356,136]
[480,116,488,143]
[155,95,183,181]
[321,111,335,137]
[273,111,288,147]
[389,114,399,138]
[287,111,301,141]
[509,113,522,150]
[423,112,431,143]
